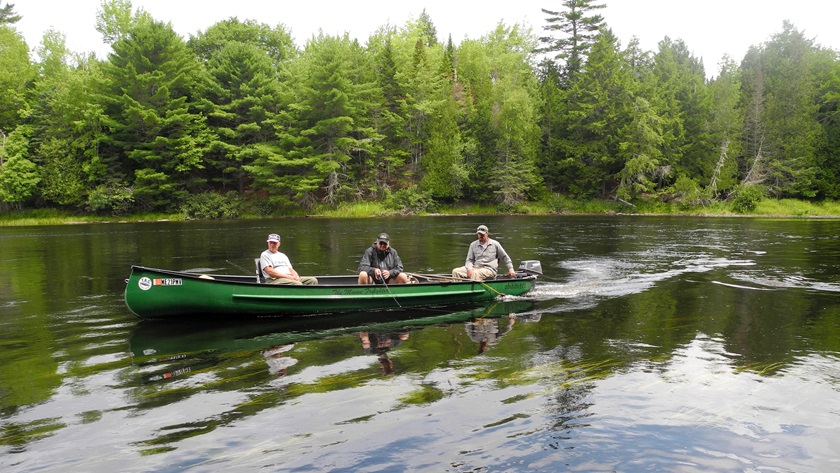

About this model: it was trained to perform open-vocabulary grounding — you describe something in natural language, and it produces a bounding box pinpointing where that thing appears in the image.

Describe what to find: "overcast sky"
[12,0,839,78]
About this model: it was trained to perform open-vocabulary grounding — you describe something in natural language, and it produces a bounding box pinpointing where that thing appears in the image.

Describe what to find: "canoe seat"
[255,258,266,283]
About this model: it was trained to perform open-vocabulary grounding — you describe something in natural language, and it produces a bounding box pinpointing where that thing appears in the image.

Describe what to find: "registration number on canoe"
[138,276,183,290]
[154,278,183,286]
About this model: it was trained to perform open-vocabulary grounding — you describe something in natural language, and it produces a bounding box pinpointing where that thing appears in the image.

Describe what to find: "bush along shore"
[2,196,840,227]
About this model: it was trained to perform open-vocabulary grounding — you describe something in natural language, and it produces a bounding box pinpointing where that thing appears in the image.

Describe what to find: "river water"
[1,215,839,472]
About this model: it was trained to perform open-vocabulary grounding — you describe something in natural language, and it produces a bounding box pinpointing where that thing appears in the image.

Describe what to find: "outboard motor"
[517,260,543,276]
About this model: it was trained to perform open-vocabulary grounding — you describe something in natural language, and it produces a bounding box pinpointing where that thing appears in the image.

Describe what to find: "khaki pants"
[268,276,318,285]
[451,266,496,281]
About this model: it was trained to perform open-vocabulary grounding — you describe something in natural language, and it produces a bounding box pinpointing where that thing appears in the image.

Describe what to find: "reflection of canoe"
[124,262,541,319]
[129,300,536,362]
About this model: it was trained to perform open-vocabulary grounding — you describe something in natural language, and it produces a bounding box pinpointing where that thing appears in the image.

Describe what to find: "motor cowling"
[517,260,543,276]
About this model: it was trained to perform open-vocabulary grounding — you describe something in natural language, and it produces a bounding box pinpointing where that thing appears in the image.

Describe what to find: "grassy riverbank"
[2,198,840,226]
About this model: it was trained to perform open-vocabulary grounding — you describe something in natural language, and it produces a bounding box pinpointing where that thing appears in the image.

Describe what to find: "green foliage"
[5,5,840,217]
[95,0,152,45]
[187,17,294,66]
[538,0,606,80]
[100,19,209,211]
[0,1,21,24]
[87,184,134,215]
[0,25,35,131]
[385,186,438,214]
[731,184,765,214]
[181,191,243,219]
[196,40,283,192]
[38,137,85,207]
[0,155,40,206]
[552,28,635,198]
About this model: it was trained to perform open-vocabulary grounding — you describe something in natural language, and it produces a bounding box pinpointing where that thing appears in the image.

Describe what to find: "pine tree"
[650,37,713,186]
[197,41,282,193]
[538,0,605,81]
[0,1,21,25]
[740,21,821,198]
[248,34,379,208]
[99,20,209,210]
[555,28,637,197]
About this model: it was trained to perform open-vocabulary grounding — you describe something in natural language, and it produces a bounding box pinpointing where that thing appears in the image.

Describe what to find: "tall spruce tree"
[370,34,411,193]
[650,38,713,187]
[538,0,605,82]
[740,21,821,198]
[196,40,283,193]
[248,34,379,207]
[557,28,637,197]
[100,20,209,210]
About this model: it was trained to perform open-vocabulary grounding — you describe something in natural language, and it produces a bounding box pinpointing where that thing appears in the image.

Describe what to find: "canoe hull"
[124,266,537,319]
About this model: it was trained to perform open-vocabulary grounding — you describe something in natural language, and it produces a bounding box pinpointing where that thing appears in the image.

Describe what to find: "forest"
[1,0,839,217]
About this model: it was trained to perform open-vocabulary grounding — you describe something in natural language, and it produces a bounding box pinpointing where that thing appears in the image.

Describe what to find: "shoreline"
[3,209,840,227]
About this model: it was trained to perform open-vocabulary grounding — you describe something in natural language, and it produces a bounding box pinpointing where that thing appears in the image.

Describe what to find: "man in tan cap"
[452,225,516,281]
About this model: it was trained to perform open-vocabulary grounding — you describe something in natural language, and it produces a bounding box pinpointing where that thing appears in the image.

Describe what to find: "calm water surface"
[1,215,840,472]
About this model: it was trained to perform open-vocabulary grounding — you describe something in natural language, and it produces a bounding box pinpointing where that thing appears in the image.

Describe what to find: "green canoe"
[124,261,541,319]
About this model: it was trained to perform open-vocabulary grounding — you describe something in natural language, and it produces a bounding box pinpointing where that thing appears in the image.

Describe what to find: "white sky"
[12,0,840,78]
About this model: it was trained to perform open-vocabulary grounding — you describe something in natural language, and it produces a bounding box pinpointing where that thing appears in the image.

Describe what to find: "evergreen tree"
[100,20,210,210]
[814,48,840,198]
[0,1,20,25]
[370,34,411,192]
[555,28,636,197]
[420,63,467,200]
[538,0,606,81]
[417,9,439,47]
[248,34,379,207]
[616,96,665,199]
[705,56,743,197]
[740,21,821,198]
[650,38,713,186]
[761,22,821,198]
[536,60,568,191]
[197,41,283,193]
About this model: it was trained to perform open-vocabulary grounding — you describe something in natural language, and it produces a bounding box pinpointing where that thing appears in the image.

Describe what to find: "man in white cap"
[452,225,516,281]
[260,233,318,285]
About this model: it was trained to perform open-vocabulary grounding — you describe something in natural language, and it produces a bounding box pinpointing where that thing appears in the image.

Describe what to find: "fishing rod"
[378,270,402,308]
[227,259,251,275]
[405,271,507,297]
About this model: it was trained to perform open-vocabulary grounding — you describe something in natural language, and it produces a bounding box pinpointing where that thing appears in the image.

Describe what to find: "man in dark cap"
[452,224,516,281]
[358,232,409,285]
